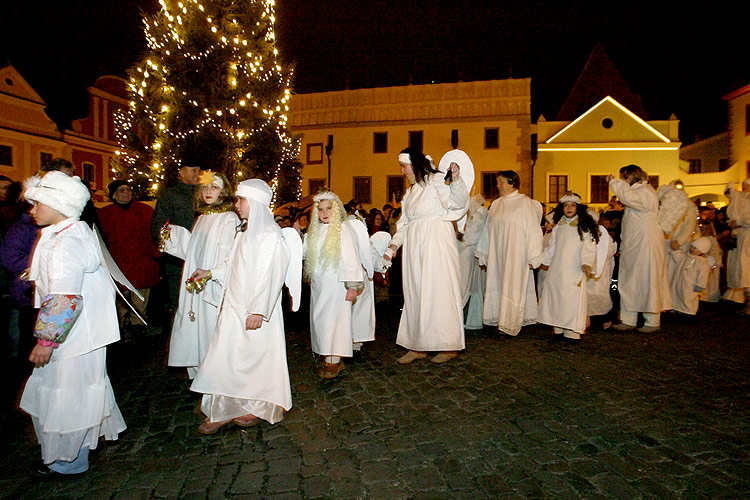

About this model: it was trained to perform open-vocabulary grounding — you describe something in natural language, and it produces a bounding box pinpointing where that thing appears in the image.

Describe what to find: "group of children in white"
[16,149,749,475]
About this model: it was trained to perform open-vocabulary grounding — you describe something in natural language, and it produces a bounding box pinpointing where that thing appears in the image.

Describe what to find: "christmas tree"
[112,0,301,205]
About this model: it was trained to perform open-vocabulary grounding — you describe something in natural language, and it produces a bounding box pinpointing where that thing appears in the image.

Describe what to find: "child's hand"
[345,288,358,303]
[29,344,53,367]
[581,264,592,277]
[191,269,210,281]
[605,174,615,183]
[540,264,549,271]
[245,314,263,330]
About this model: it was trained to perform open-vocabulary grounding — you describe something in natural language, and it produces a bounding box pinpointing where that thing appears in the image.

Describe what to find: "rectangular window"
[590,175,609,204]
[746,104,750,134]
[308,178,326,196]
[482,172,500,200]
[484,128,499,149]
[373,132,388,154]
[451,129,459,149]
[719,159,729,171]
[548,175,568,203]
[353,176,372,204]
[82,162,95,182]
[306,143,323,165]
[688,159,702,174]
[408,131,423,152]
[387,176,405,203]
[0,145,12,166]
[40,152,53,168]
[648,175,659,190]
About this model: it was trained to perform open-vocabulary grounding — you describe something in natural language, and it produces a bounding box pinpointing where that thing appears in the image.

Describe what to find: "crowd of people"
[1,153,749,477]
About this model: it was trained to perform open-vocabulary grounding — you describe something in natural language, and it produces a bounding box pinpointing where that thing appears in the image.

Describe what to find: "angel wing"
[280,227,303,312]
[438,149,475,232]
[345,219,374,279]
[93,226,146,324]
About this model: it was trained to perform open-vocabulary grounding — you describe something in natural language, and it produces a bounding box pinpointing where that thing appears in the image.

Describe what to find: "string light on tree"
[112,0,302,204]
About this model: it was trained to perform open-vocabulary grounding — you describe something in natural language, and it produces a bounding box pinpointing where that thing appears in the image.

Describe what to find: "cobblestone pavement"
[1,300,748,499]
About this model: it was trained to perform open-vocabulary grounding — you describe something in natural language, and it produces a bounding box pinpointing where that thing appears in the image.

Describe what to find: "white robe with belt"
[538,218,597,333]
[477,191,543,335]
[20,220,126,463]
[609,179,671,313]
[190,226,292,424]
[390,174,469,351]
[163,211,239,374]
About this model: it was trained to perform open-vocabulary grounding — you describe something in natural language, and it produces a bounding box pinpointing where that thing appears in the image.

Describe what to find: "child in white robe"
[304,191,366,379]
[189,179,300,434]
[587,213,617,329]
[669,237,711,315]
[20,171,126,475]
[162,171,239,378]
[459,194,488,330]
[538,193,598,342]
[698,223,722,303]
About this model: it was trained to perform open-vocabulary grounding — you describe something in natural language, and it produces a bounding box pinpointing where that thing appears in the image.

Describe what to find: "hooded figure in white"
[722,179,750,312]
[190,179,301,433]
[669,237,711,315]
[21,171,126,475]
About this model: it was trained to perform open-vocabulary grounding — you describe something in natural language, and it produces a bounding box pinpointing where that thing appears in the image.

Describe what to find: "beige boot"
[430,351,458,363]
[397,350,428,364]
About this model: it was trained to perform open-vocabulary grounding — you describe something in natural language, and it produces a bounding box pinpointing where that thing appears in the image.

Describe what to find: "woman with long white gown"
[476,171,544,336]
[607,165,671,332]
[384,147,469,364]
[722,179,750,313]
[162,171,239,378]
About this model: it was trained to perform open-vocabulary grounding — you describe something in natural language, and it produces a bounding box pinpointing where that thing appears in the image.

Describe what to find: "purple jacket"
[0,212,38,307]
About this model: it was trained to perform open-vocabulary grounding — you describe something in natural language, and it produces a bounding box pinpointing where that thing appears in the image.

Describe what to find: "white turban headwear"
[691,237,711,255]
[236,179,273,207]
[23,171,90,219]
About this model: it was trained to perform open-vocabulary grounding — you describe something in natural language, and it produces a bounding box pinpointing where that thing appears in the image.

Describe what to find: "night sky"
[2,0,748,142]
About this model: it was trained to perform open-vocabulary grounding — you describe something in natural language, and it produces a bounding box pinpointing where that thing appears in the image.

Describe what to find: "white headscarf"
[23,171,90,219]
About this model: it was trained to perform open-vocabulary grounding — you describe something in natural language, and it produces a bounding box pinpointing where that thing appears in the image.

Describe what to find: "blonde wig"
[304,191,347,280]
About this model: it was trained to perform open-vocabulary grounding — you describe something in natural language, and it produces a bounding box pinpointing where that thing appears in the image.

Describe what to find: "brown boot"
[318,361,345,379]
[233,414,260,427]
[198,418,232,435]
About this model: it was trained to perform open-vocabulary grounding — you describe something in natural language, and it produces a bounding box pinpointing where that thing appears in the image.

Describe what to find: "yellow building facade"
[288,79,532,209]
[536,96,745,209]
[723,83,750,181]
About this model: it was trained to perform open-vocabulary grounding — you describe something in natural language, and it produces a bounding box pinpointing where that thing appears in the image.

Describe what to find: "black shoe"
[32,461,81,480]
[562,337,581,345]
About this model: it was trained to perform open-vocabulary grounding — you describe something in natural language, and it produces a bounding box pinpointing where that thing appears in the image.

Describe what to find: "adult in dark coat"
[99,180,161,336]
[150,166,200,312]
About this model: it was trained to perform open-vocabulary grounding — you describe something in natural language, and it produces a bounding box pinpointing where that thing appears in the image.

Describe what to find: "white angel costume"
[700,235,722,303]
[20,172,126,471]
[669,237,711,315]
[459,195,488,330]
[163,208,239,378]
[587,226,617,316]
[347,218,376,349]
[538,214,597,337]
[304,193,366,358]
[389,155,470,352]
[609,179,671,326]
[477,191,544,335]
[190,180,301,424]
[658,182,698,281]
[723,181,750,305]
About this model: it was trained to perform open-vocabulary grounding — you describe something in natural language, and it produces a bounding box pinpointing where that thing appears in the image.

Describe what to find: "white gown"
[538,218,597,333]
[20,220,126,464]
[609,179,671,313]
[701,236,722,303]
[477,191,544,335]
[587,226,617,316]
[163,211,239,376]
[390,174,469,351]
[347,219,376,345]
[670,251,710,314]
[306,222,363,357]
[190,225,292,424]
[459,203,488,330]
[723,188,750,301]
